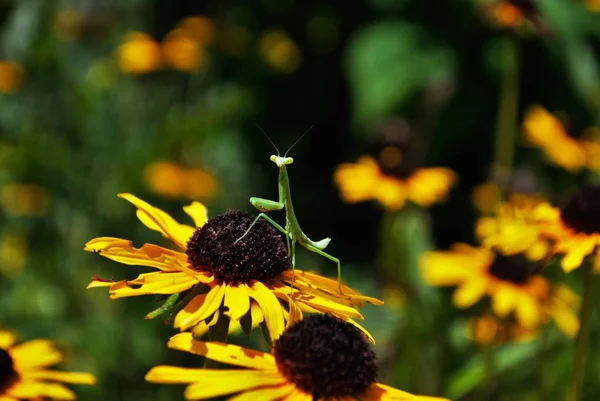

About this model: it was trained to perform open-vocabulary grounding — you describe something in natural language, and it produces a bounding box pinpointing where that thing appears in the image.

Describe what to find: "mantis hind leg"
[303,243,345,295]
[234,213,287,245]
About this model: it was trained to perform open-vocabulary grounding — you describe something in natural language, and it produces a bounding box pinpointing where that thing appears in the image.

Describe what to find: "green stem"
[536,326,549,401]
[567,262,595,401]
[493,36,520,190]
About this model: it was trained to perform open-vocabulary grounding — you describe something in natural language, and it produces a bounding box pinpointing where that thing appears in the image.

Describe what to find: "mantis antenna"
[254,123,280,156]
[284,125,314,156]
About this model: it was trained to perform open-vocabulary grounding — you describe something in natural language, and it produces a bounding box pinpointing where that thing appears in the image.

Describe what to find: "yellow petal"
[0,330,17,348]
[87,238,188,271]
[547,303,580,338]
[227,383,295,401]
[247,281,285,341]
[167,333,276,370]
[452,277,487,308]
[8,381,76,400]
[23,370,97,385]
[332,315,375,344]
[224,283,250,321]
[333,157,380,204]
[407,168,456,207]
[84,237,130,252]
[118,193,194,249]
[183,201,209,228]
[363,383,417,400]
[86,278,122,289]
[283,389,313,401]
[184,371,285,400]
[560,237,596,272]
[294,294,364,320]
[0,396,18,401]
[174,284,226,330]
[109,272,198,299]
[11,340,63,370]
[491,287,516,317]
[515,294,541,328]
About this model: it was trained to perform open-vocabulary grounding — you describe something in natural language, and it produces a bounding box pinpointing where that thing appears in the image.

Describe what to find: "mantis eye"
[270,155,278,163]
[284,157,294,165]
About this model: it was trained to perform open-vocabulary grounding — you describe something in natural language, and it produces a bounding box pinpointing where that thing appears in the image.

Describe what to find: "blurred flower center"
[488,254,542,284]
[273,314,378,398]
[185,211,289,282]
[0,348,15,389]
[506,0,537,16]
[376,146,415,179]
[560,185,600,235]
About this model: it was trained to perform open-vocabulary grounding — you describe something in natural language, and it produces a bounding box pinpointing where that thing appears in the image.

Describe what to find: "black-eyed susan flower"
[420,244,579,336]
[545,185,600,272]
[333,149,456,212]
[87,194,381,342]
[145,314,449,401]
[476,194,559,261]
[0,330,96,400]
[522,106,600,173]
[116,32,162,75]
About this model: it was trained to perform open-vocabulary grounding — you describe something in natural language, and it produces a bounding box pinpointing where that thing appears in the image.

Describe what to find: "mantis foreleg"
[234,211,288,245]
[144,293,181,320]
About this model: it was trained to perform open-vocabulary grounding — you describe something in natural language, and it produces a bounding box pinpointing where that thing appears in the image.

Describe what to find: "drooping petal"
[452,277,487,308]
[85,238,188,272]
[8,381,76,400]
[559,237,597,272]
[293,294,364,320]
[184,201,209,228]
[22,370,97,385]
[11,340,63,370]
[183,372,286,400]
[109,272,199,299]
[118,193,195,249]
[167,333,276,370]
[227,383,296,401]
[247,281,285,341]
[224,283,250,321]
[174,284,226,331]
[491,286,516,317]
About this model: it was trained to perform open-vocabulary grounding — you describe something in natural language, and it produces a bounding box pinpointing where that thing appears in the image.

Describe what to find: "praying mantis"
[235,128,345,294]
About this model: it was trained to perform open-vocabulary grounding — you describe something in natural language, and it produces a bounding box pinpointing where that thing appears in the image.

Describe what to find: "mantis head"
[270,155,294,167]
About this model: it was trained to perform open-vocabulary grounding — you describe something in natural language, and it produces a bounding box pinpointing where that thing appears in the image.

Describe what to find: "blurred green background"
[2,0,600,400]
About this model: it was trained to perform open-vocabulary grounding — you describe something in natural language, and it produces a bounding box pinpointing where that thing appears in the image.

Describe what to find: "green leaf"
[345,21,456,130]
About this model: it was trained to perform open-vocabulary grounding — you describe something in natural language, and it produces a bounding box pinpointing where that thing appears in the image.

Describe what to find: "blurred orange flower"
[116,32,162,75]
[0,184,50,216]
[0,61,24,94]
[144,161,219,200]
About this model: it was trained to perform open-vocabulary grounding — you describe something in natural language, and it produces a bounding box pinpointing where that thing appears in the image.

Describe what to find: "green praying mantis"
[144,127,345,321]
[234,127,345,294]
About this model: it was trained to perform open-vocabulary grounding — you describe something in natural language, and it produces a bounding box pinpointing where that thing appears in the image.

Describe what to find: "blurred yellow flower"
[522,106,600,173]
[177,16,216,47]
[258,30,301,74]
[116,32,162,75]
[0,184,50,216]
[0,330,96,400]
[420,244,579,336]
[162,29,205,72]
[333,156,456,212]
[0,61,24,94]
[0,234,27,277]
[143,161,219,200]
[476,194,559,261]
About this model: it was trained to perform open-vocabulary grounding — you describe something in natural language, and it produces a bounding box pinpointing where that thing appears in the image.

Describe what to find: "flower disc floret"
[560,185,600,235]
[273,314,378,399]
[186,210,290,282]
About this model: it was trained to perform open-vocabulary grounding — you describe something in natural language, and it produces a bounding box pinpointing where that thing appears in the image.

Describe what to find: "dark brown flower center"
[0,348,16,390]
[488,254,542,284]
[560,185,600,235]
[186,210,290,283]
[273,314,378,399]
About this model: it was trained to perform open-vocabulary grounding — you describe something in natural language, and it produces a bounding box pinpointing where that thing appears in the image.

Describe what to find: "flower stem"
[567,262,595,401]
[492,35,520,190]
